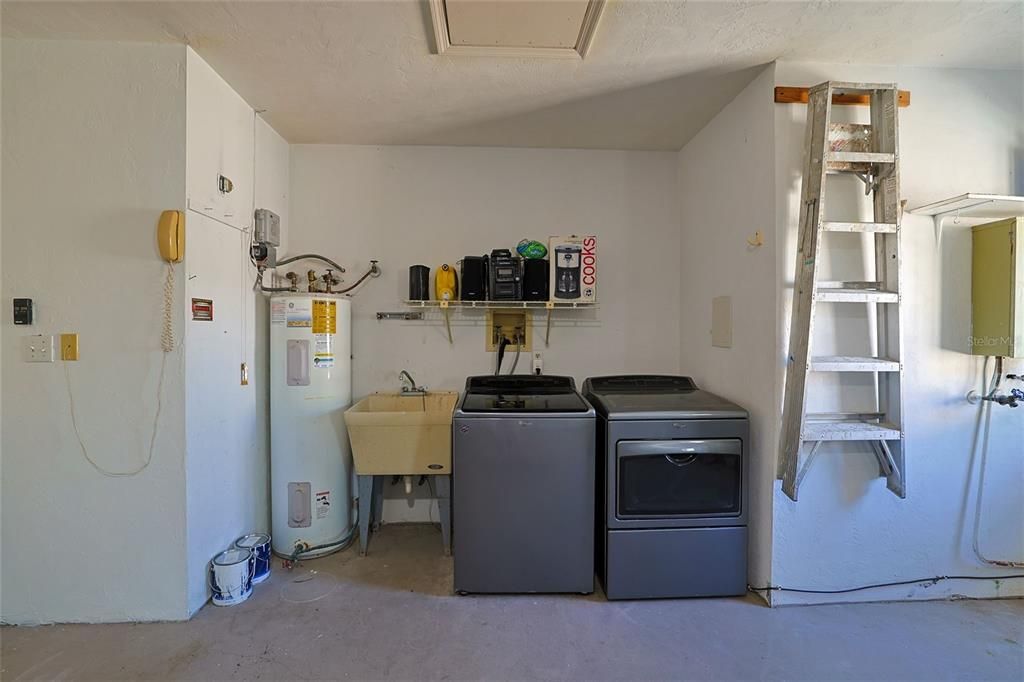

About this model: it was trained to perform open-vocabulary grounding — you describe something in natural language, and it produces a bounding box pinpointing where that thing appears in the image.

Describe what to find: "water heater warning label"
[315,490,330,519]
[271,300,287,325]
[313,335,334,369]
[312,300,337,334]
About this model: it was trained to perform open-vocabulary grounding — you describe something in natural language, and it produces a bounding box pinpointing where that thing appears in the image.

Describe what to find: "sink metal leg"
[435,474,452,556]
[372,475,385,531]
[357,475,373,556]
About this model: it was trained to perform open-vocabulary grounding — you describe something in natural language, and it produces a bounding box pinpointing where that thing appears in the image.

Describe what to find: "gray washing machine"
[583,375,749,600]
[453,375,595,594]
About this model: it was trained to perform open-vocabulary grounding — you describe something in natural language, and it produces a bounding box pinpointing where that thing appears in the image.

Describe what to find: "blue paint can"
[235,533,272,584]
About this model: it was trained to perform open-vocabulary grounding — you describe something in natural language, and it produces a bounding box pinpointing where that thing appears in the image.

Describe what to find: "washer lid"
[464,375,576,393]
[460,392,591,413]
[583,374,747,420]
[461,374,589,413]
[585,375,697,393]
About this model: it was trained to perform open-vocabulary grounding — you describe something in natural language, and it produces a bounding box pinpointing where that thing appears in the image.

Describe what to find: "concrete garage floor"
[2,526,1022,681]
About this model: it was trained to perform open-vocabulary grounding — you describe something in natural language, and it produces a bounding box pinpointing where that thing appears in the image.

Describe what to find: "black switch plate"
[13,298,33,325]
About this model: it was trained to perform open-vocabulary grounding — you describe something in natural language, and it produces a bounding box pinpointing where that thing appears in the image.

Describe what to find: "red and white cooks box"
[548,235,597,303]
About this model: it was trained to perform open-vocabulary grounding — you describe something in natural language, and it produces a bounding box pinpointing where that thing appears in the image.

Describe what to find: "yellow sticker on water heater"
[312,299,337,335]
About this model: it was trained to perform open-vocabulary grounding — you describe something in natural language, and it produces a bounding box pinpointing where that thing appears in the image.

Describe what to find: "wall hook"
[747,230,765,247]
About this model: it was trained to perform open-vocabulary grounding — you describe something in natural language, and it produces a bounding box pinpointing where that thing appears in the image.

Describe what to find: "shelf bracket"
[545,301,554,347]
[929,209,968,250]
[441,300,453,344]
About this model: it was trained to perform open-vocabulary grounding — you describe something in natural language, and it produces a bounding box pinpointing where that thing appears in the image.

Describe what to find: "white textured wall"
[289,145,680,520]
[772,62,1024,604]
[183,211,250,613]
[676,65,778,593]
[1,39,189,623]
[182,51,288,614]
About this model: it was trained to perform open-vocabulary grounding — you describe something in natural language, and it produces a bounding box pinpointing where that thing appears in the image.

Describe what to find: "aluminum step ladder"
[779,81,905,502]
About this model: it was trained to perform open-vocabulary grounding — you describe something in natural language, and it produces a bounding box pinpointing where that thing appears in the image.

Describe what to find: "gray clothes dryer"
[453,375,596,594]
[583,375,750,600]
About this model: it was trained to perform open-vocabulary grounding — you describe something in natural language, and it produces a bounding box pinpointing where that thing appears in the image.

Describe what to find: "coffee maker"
[554,245,582,299]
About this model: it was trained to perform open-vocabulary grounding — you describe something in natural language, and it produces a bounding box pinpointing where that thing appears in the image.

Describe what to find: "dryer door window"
[616,439,742,517]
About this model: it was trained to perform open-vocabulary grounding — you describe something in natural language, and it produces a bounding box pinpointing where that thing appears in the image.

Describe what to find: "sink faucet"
[399,369,426,395]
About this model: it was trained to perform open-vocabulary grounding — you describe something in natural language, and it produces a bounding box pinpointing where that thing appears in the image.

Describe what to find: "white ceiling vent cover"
[428,0,605,59]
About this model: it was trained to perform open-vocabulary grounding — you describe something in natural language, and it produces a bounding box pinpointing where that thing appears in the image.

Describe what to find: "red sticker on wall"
[191,298,213,322]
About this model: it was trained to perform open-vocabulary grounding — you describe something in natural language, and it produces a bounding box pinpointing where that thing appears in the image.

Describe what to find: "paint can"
[234,533,272,584]
[209,548,254,606]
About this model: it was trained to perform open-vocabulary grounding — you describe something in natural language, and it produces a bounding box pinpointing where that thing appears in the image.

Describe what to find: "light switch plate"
[24,334,55,362]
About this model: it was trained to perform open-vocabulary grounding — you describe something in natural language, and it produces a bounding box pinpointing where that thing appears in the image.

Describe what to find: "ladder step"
[822,221,897,233]
[806,411,886,421]
[827,151,895,165]
[810,355,901,372]
[803,419,901,441]
[825,81,898,93]
[815,284,898,303]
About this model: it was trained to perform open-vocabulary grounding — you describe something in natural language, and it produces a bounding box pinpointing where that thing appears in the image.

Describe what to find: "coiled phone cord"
[65,263,176,477]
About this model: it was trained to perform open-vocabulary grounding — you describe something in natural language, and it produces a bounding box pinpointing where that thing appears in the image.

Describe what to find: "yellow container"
[435,263,458,301]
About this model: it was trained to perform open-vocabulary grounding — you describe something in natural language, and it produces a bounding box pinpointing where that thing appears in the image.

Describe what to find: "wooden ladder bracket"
[775,86,911,108]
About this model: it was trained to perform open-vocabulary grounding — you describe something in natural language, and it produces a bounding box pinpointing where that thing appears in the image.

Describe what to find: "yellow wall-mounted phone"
[157,210,185,263]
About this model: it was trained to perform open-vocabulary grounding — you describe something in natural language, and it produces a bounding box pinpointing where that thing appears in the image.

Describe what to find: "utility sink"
[344,392,459,475]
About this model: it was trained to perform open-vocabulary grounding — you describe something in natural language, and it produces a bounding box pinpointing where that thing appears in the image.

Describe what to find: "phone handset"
[157,210,183,352]
[157,210,184,263]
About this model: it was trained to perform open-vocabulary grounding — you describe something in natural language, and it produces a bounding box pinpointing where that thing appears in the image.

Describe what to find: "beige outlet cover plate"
[486,310,532,352]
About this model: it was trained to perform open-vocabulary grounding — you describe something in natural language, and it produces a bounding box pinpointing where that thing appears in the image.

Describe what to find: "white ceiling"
[3,1,1022,151]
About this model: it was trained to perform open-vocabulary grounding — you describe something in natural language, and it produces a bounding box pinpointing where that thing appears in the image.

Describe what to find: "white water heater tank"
[269,294,353,558]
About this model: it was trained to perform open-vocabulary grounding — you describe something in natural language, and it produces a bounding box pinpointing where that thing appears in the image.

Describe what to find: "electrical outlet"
[532,352,543,375]
[60,333,79,361]
[24,334,55,362]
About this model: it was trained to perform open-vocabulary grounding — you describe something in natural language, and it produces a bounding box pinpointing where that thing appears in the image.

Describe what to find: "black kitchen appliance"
[522,259,549,301]
[554,245,582,299]
[460,256,488,301]
[487,249,523,301]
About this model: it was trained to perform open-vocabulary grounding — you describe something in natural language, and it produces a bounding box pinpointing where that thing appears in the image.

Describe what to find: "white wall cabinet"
[186,49,254,231]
